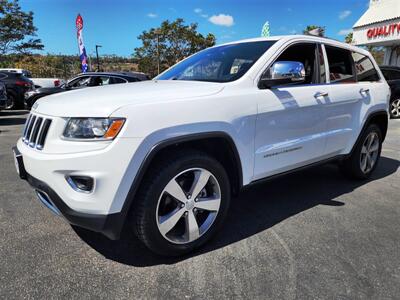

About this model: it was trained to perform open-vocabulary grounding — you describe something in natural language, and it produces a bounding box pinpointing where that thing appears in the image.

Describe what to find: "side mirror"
[258,61,305,89]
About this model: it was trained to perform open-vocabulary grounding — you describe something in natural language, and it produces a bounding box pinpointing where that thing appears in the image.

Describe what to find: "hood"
[32,80,224,117]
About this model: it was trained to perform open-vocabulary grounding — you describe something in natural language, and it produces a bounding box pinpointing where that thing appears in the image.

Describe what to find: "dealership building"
[353,0,400,66]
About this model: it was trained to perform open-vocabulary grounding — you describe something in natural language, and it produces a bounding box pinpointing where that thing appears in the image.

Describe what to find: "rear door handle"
[360,88,370,93]
[314,91,329,98]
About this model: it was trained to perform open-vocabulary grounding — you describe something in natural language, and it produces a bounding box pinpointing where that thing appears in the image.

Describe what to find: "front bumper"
[13,146,123,239]
[27,172,124,239]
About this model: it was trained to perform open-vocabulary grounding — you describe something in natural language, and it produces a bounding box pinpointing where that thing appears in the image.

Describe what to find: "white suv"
[13,35,390,256]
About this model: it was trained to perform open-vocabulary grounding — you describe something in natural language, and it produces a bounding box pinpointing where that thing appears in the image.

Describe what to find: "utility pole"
[95,44,102,71]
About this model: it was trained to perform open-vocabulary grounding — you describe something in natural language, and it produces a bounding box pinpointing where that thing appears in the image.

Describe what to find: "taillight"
[54,80,60,87]
[15,80,31,88]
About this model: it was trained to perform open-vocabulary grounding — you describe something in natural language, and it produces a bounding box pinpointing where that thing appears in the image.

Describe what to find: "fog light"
[66,176,94,193]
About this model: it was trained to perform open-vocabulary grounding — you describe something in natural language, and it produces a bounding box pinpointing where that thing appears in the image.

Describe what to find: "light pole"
[95,44,102,71]
[154,29,161,75]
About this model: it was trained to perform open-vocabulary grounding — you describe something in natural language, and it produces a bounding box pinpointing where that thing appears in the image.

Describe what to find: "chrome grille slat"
[22,113,52,150]
[28,116,39,145]
[22,114,32,140]
[29,117,42,147]
[34,118,45,147]
[36,119,52,150]
[25,115,36,144]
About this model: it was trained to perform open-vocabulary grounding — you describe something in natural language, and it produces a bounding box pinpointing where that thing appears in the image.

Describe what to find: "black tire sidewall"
[137,153,231,256]
[7,93,16,110]
[349,124,383,179]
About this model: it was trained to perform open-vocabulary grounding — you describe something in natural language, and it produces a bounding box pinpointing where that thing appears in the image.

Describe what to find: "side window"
[325,46,355,83]
[69,76,91,87]
[90,76,111,86]
[111,77,128,84]
[273,43,318,84]
[382,69,400,80]
[352,52,380,82]
[391,70,400,80]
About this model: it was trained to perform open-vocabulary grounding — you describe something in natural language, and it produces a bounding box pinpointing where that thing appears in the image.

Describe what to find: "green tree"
[345,32,353,44]
[0,0,43,54]
[133,18,216,77]
[303,25,325,37]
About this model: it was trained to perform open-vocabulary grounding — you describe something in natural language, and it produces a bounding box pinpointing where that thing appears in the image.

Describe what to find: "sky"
[19,0,370,57]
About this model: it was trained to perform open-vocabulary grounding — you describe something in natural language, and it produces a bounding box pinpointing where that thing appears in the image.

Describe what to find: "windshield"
[157,41,276,83]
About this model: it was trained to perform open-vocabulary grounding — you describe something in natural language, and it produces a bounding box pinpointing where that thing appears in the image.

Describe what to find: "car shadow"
[0,110,28,116]
[0,117,27,126]
[0,110,28,127]
[73,156,399,267]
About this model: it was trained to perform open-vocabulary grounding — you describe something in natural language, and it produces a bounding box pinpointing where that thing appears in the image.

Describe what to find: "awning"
[353,0,400,28]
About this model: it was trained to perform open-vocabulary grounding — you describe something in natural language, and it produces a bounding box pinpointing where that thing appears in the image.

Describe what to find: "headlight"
[63,118,125,140]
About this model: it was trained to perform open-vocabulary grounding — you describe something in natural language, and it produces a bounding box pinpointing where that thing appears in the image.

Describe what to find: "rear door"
[323,45,364,156]
[323,46,384,155]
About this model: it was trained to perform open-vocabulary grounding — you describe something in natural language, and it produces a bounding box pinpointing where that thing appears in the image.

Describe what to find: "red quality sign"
[367,23,400,38]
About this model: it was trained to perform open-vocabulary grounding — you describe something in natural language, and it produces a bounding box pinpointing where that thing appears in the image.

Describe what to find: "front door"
[253,42,329,180]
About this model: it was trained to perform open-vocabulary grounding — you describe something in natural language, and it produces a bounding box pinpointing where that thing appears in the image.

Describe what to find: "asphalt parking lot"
[0,110,399,299]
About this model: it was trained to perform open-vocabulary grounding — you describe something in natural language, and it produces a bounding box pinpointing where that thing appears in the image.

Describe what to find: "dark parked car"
[380,65,400,119]
[0,81,10,110]
[24,71,150,109]
[0,72,33,109]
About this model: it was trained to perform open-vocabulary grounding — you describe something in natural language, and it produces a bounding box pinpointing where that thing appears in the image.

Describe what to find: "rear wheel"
[132,150,230,256]
[340,124,382,179]
[390,98,400,119]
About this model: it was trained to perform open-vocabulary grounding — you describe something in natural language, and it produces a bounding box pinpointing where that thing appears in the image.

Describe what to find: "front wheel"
[132,150,231,256]
[6,93,16,110]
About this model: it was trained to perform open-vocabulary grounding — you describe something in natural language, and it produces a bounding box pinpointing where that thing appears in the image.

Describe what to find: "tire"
[132,150,231,256]
[389,98,400,119]
[340,124,382,179]
[7,92,23,110]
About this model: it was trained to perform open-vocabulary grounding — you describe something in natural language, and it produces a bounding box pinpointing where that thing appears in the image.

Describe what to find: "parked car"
[0,71,33,109]
[13,35,389,256]
[379,65,400,119]
[0,81,10,110]
[24,71,150,109]
[0,68,64,88]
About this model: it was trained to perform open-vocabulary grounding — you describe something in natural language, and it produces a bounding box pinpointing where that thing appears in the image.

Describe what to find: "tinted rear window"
[352,52,380,82]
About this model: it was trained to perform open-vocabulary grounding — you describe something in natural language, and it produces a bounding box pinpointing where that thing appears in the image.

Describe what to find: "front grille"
[22,114,52,150]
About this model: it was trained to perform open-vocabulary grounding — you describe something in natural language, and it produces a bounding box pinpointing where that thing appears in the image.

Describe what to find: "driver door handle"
[360,88,370,93]
[314,91,329,98]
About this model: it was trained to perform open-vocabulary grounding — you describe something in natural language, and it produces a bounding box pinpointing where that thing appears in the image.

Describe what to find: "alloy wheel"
[156,168,221,244]
[391,99,400,118]
[359,132,380,174]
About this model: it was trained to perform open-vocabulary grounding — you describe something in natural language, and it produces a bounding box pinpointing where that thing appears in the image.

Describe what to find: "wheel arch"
[114,131,244,239]
[349,110,388,157]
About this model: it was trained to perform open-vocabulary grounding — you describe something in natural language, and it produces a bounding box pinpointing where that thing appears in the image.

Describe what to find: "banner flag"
[261,21,270,37]
[76,14,89,73]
